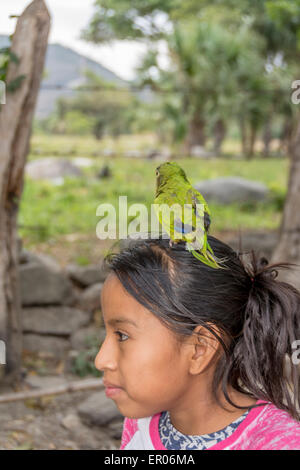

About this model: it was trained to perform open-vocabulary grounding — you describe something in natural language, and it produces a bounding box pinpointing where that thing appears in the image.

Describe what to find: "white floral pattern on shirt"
[159,408,250,450]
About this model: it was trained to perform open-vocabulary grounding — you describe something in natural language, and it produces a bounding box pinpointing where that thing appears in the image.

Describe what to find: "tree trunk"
[185,112,206,154]
[271,114,300,290]
[213,119,226,155]
[262,118,272,158]
[246,123,257,160]
[240,116,248,157]
[0,0,50,383]
[279,117,294,156]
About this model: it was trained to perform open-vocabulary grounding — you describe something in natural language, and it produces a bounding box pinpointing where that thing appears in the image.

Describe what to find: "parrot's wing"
[182,188,206,247]
[188,188,211,233]
[154,195,195,241]
[154,190,205,244]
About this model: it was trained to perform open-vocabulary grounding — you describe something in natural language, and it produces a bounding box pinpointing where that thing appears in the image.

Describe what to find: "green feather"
[154,162,227,269]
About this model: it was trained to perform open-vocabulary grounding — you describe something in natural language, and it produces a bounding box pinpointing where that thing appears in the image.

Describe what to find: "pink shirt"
[120,400,300,450]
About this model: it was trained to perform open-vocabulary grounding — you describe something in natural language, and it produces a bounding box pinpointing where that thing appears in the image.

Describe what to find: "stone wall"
[19,248,108,359]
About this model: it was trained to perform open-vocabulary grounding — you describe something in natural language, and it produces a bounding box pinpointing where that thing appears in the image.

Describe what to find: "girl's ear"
[188,323,222,375]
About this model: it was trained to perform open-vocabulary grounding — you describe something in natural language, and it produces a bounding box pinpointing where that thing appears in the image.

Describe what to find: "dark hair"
[103,235,300,420]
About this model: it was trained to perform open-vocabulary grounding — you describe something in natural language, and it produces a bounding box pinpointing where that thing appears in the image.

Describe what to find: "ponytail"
[219,250,300,420]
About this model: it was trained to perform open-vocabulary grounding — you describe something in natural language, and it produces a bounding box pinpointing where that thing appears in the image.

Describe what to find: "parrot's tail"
[186,241,229,270]
[206,241,231,267]
[190,249,221,269]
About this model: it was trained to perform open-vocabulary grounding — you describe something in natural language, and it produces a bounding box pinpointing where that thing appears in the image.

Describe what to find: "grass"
[28,133,160,159]
[19,133,289,263]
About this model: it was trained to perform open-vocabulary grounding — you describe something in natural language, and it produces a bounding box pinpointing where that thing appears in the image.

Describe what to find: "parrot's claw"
[169,239,174,248]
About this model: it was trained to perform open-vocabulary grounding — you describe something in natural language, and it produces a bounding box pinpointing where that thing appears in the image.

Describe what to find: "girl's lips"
[104,386,123,398]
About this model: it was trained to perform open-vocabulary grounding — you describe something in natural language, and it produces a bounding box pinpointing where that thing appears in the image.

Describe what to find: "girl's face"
[94,273,191,419]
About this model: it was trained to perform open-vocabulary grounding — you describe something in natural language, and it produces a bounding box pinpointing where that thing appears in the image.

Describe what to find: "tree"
[0,0,50,382]
[43,70,135,140]
[83,2,294,156]
[136,20,267,154]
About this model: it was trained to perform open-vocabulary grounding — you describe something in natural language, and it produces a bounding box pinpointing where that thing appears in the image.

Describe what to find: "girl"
[94,236,300,450]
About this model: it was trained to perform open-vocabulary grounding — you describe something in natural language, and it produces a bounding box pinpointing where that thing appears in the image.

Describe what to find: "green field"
[20,134,288,264]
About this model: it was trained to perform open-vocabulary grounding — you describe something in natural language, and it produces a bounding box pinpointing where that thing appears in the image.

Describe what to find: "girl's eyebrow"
[107,317,139,328]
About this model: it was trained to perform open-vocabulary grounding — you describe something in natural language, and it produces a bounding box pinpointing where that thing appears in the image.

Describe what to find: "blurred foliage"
[71,335,102,378]
[39,70,137,140]
[73,0,300,155]
[136,20,269,149]
[81,0,300,48]
[0,37,26,106]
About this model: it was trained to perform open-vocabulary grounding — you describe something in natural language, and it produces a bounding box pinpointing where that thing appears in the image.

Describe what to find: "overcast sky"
[0,0,148,80]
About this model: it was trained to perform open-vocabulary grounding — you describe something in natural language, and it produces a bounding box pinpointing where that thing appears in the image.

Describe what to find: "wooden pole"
[0,378,104,404]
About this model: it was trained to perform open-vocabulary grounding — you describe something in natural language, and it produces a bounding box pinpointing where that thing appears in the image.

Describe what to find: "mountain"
[0,34,129,118]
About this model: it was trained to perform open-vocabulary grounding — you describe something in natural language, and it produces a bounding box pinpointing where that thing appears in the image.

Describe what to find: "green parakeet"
[154,161,225,269]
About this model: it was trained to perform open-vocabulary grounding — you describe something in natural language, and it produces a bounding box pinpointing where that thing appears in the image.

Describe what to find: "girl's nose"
[94,336,117,372]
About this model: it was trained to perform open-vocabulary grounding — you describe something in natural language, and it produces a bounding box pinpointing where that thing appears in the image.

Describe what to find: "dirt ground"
[0,378,122,450]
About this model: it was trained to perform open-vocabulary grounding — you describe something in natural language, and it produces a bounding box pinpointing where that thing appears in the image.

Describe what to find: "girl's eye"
[115,331,129,342]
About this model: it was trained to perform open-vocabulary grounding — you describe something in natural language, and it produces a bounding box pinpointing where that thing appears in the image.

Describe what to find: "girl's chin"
[119,406,164,420]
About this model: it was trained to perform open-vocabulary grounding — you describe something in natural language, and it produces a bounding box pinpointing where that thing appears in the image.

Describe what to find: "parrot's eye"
[156,170,159,176]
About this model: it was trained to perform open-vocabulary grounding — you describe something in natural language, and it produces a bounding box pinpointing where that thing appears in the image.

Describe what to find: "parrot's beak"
[155,176,159,194]
[155,175,162,196]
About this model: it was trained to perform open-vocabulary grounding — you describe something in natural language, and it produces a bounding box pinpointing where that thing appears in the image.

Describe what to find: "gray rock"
[146,149,171,161]
[194,177,269,205]
[226,230,279,260]
[60,413,83,431]
[19,249,41,265]
[66,264,108,287]
[23,334,70,355]
[71,157,94,168]
[101,149,116,158]
[190,146,214,159]
[25,158,83,181]
[32,253,62,272]
[71,326,105,351]
[77,391,122,427]
[20,263,74,306]
[107,419,123,439]
[123,150,144,158]
[22,306,89,336]
[78,283,103,314]
[20,250,61,272]
[60,414,111,449]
